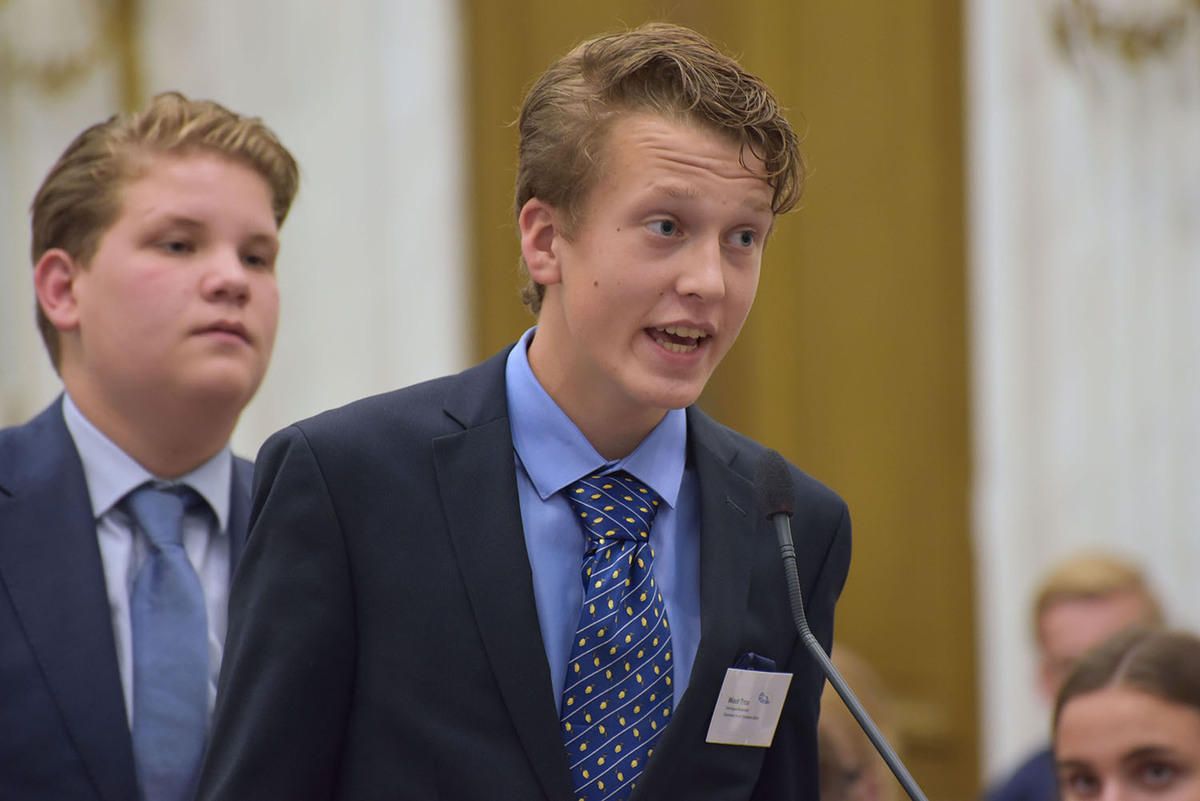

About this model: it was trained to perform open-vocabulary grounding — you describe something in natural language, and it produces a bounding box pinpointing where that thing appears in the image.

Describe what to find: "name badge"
[705,668,793,747]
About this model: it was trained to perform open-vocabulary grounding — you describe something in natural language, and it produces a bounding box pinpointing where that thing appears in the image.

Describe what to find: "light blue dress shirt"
[505,327,702,711]
[61,393,232,724]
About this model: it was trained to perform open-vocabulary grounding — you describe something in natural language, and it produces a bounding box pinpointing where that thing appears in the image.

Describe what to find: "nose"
[202,249,251,306]
[1098,779,1127,801]
[675,238,726,300]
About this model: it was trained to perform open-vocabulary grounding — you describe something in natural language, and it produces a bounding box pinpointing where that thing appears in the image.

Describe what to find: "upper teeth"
[662,325,706,338]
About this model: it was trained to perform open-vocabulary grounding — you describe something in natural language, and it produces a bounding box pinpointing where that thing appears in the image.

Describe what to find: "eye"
[1059,768,1102,799]
[159,239,194,254]
[1135,760,1178,790]
[727,229,757,248]
[647,219,678,237]
[242,251,275,271]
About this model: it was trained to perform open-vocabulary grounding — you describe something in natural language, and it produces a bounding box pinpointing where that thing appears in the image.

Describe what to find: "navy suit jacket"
[985,747,1057,801]
[199,347,851,801]
[0,398,252,801]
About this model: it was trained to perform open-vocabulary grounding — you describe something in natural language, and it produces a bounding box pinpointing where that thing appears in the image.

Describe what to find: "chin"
[187,368,265,408]
[633,379,706,412]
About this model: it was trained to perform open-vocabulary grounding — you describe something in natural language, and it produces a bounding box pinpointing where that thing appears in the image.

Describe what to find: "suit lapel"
[433,352,574,801]
[696,413,757,655]
[634,407,760,794]
[682,406,757,710]
[0,400,137,801]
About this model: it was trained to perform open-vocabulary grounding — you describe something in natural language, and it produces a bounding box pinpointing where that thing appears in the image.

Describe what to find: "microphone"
[755,449,929,801]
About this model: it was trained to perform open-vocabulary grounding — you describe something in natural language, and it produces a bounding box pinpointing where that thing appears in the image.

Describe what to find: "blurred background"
[2,2,1198,799]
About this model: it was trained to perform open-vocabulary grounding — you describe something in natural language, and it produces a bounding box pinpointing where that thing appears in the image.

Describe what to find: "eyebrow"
[646,183,774,216]
[648,184,701,202]
[151,215,205,230]
[744,196,774,216]
[243,230,280,246]
[151,215,279,244]
[1121,746,1180,764]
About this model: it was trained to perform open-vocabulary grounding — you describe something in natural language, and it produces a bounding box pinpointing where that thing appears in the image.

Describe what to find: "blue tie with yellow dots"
[560,471,673,801]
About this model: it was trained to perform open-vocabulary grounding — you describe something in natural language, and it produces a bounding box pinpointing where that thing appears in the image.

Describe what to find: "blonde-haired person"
[198,22,850,801]
[1054,627,1200,801]
[0,92,298,801]
[818,645,900,801]
[986,553,1165,801]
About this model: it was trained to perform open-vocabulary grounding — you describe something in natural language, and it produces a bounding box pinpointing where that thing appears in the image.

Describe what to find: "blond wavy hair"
[514,22,805,314]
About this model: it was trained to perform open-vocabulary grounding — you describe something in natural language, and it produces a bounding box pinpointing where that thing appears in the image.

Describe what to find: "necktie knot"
[124,484,199,551]
[567,471,661,546]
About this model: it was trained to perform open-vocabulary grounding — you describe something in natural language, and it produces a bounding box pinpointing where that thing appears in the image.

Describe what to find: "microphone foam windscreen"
[754,448,796,518]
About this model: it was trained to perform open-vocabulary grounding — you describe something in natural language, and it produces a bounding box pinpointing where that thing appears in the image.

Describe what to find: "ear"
[518,197,564,287]
[33,248,84,332]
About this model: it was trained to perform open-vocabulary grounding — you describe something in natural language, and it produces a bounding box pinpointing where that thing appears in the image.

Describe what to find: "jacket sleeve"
[197,425,356,801]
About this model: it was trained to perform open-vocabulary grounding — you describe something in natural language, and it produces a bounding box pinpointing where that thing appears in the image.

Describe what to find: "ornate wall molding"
[0,0,113,93]
[1053,0,1200,62]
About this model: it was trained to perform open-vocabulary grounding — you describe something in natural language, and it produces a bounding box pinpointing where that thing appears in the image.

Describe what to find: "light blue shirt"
[62,393,233,724]
[505,327,702,710]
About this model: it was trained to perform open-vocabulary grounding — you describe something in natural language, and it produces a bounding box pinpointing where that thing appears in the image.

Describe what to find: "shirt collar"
[505,327,687,507]
[62,393,233,532]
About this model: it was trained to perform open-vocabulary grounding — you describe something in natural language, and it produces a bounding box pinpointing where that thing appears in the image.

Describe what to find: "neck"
[64,379,239,479]
[539,379,665,461]
[573,412,662,461]
[525,329,667,460]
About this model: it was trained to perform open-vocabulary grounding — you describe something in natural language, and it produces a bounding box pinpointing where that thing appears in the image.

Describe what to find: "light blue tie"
[561,471,673,801]
[125,484,209,801]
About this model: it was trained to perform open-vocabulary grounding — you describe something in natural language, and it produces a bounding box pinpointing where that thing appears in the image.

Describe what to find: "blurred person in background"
[1053,627,1200,801]
[818,644,900,801]
[986,553,1164,801]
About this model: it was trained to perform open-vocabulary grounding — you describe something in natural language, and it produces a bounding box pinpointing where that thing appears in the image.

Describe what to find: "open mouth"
[649,325,708,354]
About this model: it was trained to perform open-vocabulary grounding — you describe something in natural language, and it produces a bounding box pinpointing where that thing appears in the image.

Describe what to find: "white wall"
[968,0,1200,782]
[0,0,468,456]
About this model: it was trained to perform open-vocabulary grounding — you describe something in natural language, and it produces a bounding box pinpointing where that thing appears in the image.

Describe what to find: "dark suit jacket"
[985,747,1057,801]
[0,398,252,801]
[199,348,851,801]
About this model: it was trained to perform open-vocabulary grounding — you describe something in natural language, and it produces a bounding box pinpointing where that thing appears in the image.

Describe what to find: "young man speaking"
[199,22,851,801]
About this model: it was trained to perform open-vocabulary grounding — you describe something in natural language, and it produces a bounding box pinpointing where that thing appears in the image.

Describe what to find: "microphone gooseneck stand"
[756,449,930,801]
